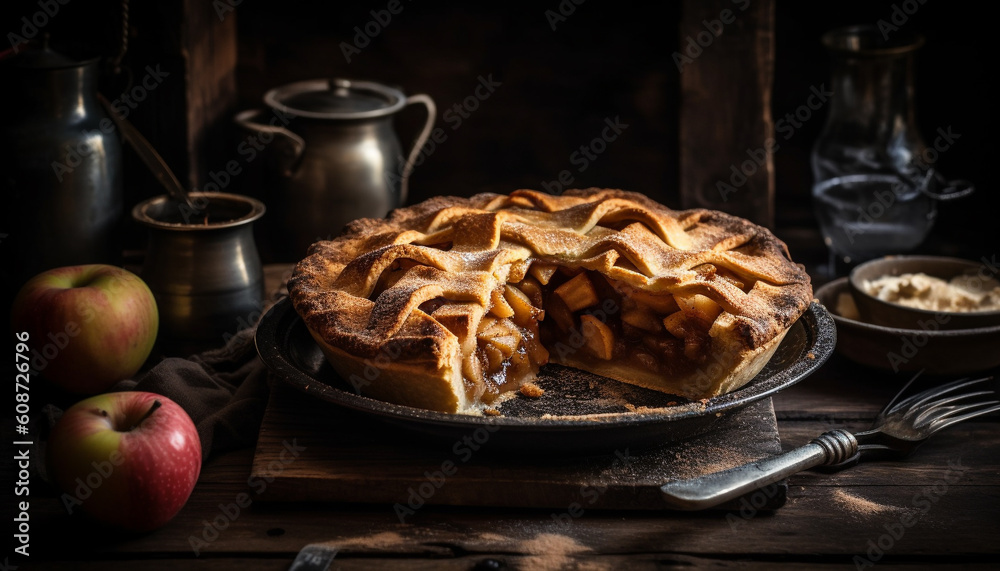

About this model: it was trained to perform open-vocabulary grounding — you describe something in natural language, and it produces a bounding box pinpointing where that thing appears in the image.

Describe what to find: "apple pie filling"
[423,260,736,406]
[532,266,729,380]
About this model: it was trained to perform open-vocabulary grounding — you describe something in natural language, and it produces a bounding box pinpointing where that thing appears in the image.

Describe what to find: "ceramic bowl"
[815,277,1000,375]
[848,255,1000,331]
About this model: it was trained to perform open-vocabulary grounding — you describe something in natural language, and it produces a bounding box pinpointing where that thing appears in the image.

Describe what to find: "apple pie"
[288,188,812,414]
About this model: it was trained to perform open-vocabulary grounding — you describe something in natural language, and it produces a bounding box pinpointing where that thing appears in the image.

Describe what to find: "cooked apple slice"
[507,259,530,283]
[662,311,689,339]
[545,294,576,332]
[478,316,522,349]
[507,344,530,370]
[630,290,679,314]
[479,337,507,375]
[621,307,664,332]
[483,334,519,359]
[554,272,599,312]
[516,276,545,308]
[489,288,515,318]
[477,315,497,335]
[693,294,723,321]
[504,284,541,326]
[480,342,506,374]
[676,294,723,323]
[525,333,550,365]
[465,350,485,386]
[528,262,558,285]
[580,314,614,360]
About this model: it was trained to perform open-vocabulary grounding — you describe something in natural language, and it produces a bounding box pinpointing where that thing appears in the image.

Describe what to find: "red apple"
[11,264,158,394]
[47,391,202,532]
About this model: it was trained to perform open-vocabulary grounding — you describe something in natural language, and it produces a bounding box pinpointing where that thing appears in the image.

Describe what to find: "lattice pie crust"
[289,189,812,414]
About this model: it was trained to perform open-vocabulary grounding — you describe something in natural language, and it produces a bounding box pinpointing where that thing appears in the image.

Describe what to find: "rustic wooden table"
[24,267,1000,570]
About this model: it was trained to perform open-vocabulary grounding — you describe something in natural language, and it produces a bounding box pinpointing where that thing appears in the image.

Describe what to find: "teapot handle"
[399,94,437,205]
[233,109,306,177]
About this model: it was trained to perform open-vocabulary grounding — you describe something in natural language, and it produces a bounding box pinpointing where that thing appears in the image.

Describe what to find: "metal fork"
[661,373,1000,510]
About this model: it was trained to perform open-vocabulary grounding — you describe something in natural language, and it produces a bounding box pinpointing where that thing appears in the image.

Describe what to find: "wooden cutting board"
[249,381,787,511]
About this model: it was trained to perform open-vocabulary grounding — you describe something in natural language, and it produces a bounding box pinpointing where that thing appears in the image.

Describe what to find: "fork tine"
[888,376,994,417]
[912,390,996,425]
[921,400,999,427]
[881,369,924,416]
[929,401,1000,433]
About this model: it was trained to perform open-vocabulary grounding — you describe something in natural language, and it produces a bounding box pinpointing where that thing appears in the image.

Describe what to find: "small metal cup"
[132,192,266,355]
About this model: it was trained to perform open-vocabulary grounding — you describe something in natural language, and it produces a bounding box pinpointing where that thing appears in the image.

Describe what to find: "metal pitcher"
[0,43,123,293]
[235,78,436,261]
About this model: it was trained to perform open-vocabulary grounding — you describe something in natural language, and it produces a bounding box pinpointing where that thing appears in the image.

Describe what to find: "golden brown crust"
[288,188,812,412]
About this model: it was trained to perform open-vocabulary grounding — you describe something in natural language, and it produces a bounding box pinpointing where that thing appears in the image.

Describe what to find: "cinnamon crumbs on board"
[520,533,592,571]
[833,489,909,516]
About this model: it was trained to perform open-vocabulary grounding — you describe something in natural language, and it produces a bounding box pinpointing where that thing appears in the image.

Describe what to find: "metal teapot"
[235,78,435,261]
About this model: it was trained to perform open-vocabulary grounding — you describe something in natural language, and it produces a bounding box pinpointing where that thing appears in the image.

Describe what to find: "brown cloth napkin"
[34,272,290,489]
[112,322,271,462]
[38,300,276,475]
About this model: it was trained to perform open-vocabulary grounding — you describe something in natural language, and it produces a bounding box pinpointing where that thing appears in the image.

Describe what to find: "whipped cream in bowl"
[848,256,1000,331]
[861,272,1000,313]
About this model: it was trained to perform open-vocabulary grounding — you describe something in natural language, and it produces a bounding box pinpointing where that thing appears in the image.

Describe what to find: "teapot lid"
[263,78,407,120]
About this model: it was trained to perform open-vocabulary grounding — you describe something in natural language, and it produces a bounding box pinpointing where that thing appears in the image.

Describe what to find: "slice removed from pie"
[288,188,813,414]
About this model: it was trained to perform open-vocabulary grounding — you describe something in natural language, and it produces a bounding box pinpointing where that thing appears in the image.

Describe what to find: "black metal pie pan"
[256,298,835,454]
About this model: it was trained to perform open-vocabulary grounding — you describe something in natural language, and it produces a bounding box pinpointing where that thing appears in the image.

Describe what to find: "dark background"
[2,0,997,268]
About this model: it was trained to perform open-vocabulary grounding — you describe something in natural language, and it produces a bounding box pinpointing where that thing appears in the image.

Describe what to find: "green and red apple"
[11,264,158,394]
[47,392,202,531]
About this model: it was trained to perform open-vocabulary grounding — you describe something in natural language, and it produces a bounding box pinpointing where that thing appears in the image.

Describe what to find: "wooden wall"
[2,0,995,263]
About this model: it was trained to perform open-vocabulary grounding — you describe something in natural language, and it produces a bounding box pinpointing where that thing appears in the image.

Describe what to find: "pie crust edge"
[288,188,813,414]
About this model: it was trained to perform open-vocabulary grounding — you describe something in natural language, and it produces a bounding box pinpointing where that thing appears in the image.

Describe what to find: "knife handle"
[288,544,338,571]
[660,429,858,510]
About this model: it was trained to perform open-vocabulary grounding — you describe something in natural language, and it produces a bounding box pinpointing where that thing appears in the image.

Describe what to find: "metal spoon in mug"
[661,372,999,510]
[97,93,197,211]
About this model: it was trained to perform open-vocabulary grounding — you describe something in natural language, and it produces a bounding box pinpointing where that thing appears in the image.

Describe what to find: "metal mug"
[235,78,436,261]
[132,192,266,355]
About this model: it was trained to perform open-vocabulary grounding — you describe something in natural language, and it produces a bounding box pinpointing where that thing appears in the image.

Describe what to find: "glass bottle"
[811,25,947,265]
